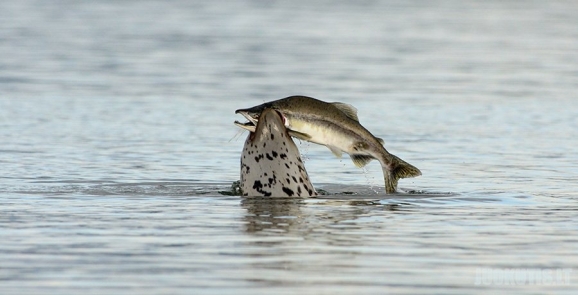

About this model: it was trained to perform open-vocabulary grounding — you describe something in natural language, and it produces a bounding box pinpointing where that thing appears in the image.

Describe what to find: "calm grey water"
[1,0,577,294]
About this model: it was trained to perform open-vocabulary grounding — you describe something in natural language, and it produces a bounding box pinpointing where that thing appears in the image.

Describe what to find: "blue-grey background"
[1,1,577,294]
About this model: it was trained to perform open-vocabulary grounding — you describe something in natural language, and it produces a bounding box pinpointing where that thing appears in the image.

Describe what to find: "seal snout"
[238,106,317,198]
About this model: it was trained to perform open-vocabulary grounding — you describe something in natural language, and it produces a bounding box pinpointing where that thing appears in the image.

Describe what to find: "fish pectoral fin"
[331,102,359,122]
[328,145,343,158]
[288,130,312,141]
[350,154,374,168]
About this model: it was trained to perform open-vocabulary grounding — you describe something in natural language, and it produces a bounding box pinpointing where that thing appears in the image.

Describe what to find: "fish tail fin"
[383,154,421,194]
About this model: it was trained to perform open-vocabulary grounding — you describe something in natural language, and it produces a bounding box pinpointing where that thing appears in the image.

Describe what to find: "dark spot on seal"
[254,154,264,163]
[266,153,273,161]
[302,184,314,196]
[299,177,304,183]
[285,163,290,169]
[282,187,294,196]
[286,178,291,184]
[270,133,274,140]
[280,153,287,160]
[268,177,274,185]
[253,180,271,197]
[297,186,302,195]
[263,142,266,148]
[292,176,297,183]
[272,151,278,158]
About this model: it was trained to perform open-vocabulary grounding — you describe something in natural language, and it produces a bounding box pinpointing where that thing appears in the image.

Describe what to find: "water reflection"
[241,196,403,235]
[241,197,305,233]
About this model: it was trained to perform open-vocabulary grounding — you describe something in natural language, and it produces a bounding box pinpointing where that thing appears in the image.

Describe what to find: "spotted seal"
[239,108,317,197]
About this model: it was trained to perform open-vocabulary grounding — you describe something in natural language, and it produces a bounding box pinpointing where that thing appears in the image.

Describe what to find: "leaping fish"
[239,108,317,197]
[235,95,421,193]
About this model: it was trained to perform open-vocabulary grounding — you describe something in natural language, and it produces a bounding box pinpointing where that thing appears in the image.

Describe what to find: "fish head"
[234,101,286,132]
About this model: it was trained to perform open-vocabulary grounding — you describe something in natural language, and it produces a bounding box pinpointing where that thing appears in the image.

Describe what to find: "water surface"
[1,0,577,294]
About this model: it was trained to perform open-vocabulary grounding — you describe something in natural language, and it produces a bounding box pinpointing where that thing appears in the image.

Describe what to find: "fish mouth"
[234,110,259,132]
[235,107,289,133]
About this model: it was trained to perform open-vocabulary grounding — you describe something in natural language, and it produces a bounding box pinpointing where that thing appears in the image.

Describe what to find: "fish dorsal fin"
[376,137,384,145]
[331,102,359,122]
[327,145,343,158]
[350,154,373,168]
[288,130,312,141]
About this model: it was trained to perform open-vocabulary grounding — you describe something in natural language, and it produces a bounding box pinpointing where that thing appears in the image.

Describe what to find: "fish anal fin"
[351,154,373,168]
[288,130,312,141]
[331,102,359,121]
